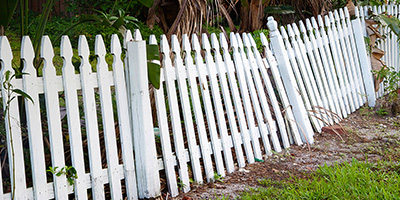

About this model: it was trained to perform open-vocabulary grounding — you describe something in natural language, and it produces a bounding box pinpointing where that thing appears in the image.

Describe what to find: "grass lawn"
[240,159,400,200]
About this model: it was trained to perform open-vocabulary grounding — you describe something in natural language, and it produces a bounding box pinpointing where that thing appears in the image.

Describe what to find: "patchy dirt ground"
[171,98,400,199]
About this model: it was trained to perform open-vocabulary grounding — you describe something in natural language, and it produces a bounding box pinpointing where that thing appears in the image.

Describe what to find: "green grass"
[241,159,400,200]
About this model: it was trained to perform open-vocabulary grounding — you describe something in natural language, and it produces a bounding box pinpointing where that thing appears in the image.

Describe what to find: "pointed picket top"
[310,17,318,31]
[287,25,295,40]
[182,34,191,53]
[339,8,345,21]
[373,5,378,15]
[247,33,256,48]
[344,7,351,19]
[259,32,269,48]
[171,34,181,53]
[334,10,340,23]
[60,36,73,67]
[41,36,55,63]
[299,21,307,35]
[95,35,107,57]
[305,18,313,31]
[149,35,157,45]
[41,36,56,74]
[317,15,325,29]
[191,34,202,58]
[323,15,330,29]
[230,32,238,50]
[210,33,220,51]
[201,33,211,50]
[0,36,13,68]
[355,6,360,18]
[134,29,143,41]
[78,35,90,61]
[111,34,122,56]
[292,23,301,38]
[124,30,133,49]
[235,33,244,50]
[377,5,382,14]
[242,32,251,49]
[328,12,335,25]
[160,34,171,56]
[280,26,289,40]
[21,36,36,73]
[220,33,229,51]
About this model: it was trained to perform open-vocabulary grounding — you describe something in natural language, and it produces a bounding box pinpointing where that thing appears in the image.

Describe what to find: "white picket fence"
[0,5,393,200]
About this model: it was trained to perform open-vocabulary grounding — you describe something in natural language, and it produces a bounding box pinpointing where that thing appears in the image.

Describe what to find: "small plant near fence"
[1,70,33,200]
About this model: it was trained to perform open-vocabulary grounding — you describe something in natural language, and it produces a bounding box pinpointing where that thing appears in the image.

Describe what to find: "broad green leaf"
[264,5,295,15]
[0,0,18,30]
[148,62,161,89]
[146,44,160,61]
[138,0,154,8]
[112,17,125,30]
[13,89,34,104]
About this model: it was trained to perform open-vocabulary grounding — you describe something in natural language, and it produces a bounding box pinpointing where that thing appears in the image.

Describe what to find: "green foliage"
[264,5,295,15]
[241,159,400,199]
[0,0,18,33]
[373,66,400,100]
[251,30,269,53]
[47,166,78,186]
[213,172,224,183]
[376,108,388,116]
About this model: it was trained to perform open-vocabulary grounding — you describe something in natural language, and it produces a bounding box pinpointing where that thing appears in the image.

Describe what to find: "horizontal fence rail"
[0,4,394,199]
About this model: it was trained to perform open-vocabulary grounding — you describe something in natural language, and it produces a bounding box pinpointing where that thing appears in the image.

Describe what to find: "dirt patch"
[171,98,400,199]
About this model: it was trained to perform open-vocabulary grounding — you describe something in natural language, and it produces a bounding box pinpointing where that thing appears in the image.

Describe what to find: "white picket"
[60,36,88,199]
[281,27,320,133]
[212,33,246,167]
[291,23,330,126]
[21,36,48,199]
[313,17,348,118]
[301,19,342,122]
[160,35,191,191]
[192,34,226,176]
[41,36,69,199]
[153,40,179,197]
[353,7,376,107]
[219,34,248,167]
[201,33,235,173]
[344,8,367,104]
[247,33,290,148]
[171,35,204,180]
[286,24,325,130]
[334,10,361,110]
[234,33,268,157]
[182,34,215,181]
[267,17,314,144]
[95,35,123,199]
[127,38,161,198]
[229,32,258,162]
[0,36,28,199]
[79,35,105,199]
[324,15,353,114]
[260,33,303,145]
[110,34,138,200]
[242,33,282,153]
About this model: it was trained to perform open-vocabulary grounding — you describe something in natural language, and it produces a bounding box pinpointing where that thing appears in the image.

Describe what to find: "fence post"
[267,16,314,144]
[127,40,161,198]
[352,7,376,107]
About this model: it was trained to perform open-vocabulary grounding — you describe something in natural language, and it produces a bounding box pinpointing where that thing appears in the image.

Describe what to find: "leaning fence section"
[0,4,390,200]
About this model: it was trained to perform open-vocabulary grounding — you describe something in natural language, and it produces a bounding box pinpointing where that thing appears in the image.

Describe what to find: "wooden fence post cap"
[267,16,278,31]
